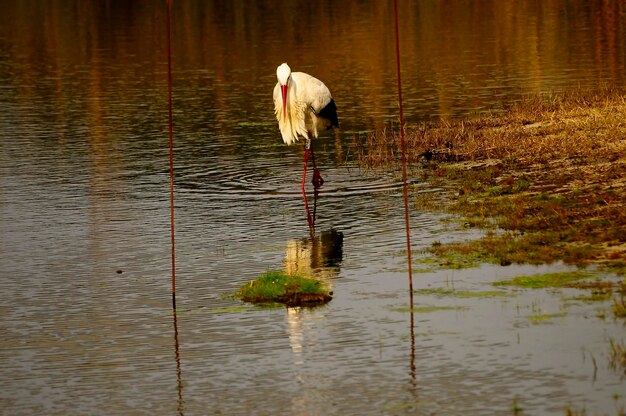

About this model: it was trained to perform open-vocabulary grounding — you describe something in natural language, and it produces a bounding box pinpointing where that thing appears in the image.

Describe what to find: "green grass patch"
[566,293,612,303]
[493,271,593,288]
[424,241,499,269]
[529,312,566,324]
[413,288,509,298]
[392,305,467,313]
[237,270,332,307]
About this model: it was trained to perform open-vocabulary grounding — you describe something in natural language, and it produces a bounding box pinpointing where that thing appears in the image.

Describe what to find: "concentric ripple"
[176,156,422,200]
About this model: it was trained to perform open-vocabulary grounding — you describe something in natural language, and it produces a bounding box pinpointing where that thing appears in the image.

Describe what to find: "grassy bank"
[354,88,626,273]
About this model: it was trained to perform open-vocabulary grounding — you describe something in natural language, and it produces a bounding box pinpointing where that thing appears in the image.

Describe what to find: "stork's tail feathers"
[318,99,339,130]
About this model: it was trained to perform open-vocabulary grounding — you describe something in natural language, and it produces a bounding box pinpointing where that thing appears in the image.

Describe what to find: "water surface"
[2,1,626,414]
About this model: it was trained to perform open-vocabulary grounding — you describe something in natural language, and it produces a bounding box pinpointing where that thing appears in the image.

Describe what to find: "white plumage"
[272,63,338,190]
[273,63,337,145]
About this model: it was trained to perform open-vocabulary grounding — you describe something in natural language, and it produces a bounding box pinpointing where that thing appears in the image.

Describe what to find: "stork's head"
[276,63,291,118]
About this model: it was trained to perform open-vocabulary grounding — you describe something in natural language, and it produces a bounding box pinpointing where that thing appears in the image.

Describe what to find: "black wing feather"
[317,99,339,129]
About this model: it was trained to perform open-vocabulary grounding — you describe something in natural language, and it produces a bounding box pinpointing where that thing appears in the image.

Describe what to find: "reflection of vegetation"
[564,407,587,416]
[237,271,332,307]
[612,295,626,319]
[612,281,626,319]
[493,271,593,288]
[609,338,626,376]
[512,397,523,415]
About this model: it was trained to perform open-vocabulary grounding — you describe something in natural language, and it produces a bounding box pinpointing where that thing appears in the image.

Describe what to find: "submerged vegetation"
[609,338,626,376]
[613,294,626,319]
[492,271,594,288]
[392,305,466,313]
[354,88,626,273]
[413,288,509,297]
[237,270,332,307]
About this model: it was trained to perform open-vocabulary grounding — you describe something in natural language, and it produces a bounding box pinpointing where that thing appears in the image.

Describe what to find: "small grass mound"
[237,271,332,307]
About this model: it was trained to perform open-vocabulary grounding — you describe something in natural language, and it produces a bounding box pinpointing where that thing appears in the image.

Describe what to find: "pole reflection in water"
[172,307,184,415]
[409,290,417,395]
[166,1,183,411]
[283,229,344,361]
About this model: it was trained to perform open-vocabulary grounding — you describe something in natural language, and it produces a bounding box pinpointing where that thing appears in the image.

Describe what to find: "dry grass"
[354,87,626,168]
[353,88,626,271]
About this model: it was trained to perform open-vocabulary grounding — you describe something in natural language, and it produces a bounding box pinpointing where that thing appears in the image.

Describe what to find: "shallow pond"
[1,1,626,414]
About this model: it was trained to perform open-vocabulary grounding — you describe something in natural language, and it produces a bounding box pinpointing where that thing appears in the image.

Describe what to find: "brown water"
[2,1,626,415]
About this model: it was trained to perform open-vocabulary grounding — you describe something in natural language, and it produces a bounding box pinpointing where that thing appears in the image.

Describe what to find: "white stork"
[273,63,339,190]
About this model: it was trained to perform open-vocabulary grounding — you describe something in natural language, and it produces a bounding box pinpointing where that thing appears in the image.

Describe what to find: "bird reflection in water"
[283,229,343,362]
[284,228,343,280]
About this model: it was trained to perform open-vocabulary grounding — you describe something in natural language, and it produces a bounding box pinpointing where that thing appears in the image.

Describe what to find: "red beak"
[281,85,288,118]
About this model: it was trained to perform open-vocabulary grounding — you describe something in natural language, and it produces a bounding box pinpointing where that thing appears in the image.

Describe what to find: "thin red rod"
[301,150,315,237]
[166,0,177,309]
[393,0,414,294]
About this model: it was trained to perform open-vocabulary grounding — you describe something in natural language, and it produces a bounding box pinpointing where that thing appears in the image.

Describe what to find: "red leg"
[301,149,309,193]
[312,188,319,223]
[301,149,315,234]
[302,188,315,237]
[310,146,324,189]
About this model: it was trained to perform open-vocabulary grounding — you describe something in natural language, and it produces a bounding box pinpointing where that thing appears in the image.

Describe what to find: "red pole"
[393,0,414,294]
[394,0,417,391]
[166,0,177,309]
